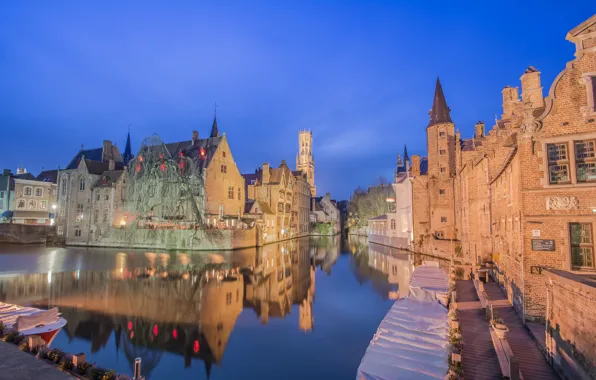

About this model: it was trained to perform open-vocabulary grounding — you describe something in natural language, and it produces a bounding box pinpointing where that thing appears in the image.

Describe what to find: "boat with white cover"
[356,261,450,380]
[0,302,67,345]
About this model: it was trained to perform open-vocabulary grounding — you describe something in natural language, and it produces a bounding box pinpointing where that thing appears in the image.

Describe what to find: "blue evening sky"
[0,2,593,199]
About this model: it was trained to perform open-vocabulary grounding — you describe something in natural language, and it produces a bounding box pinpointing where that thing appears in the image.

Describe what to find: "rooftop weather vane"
[214,102,218,116]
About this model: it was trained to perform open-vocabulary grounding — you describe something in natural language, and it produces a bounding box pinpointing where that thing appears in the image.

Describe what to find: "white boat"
[0,303,67,346]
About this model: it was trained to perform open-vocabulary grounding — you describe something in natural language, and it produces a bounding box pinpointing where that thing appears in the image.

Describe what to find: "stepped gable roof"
[94,170,124,187]
[428,77,453,127]
[36,170,58,183]
[65,148,103,170]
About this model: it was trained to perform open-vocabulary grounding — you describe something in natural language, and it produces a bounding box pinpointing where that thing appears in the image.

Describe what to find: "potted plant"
[492,317,509,339]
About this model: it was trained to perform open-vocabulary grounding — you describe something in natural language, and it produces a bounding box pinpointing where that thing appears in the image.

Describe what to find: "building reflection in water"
[0,237,327,379]
[346,235,448,300]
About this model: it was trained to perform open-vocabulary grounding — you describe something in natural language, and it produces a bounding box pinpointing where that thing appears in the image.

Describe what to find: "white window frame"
[24,186,32,196]
[34,187,43,197]
[16,199,26,209]
[79,177,85,191]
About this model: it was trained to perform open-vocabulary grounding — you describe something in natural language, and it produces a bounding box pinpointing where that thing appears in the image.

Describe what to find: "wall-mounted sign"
[532,229,541,238]
[532,239,555,251]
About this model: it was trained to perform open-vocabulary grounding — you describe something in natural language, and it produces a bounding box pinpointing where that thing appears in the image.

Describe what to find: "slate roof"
[245,200,274,215]
[36,170,58,184]
[161,136,223,170]
[13,173,36,180]
[65,148,104,170]
[428,77,452,127]
[93,170,124,187]
[461,139,476,152]
[420,157,428,175]
[395,172,408,184]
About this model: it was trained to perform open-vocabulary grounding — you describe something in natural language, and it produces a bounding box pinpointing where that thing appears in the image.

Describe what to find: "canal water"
[0,236,434,380]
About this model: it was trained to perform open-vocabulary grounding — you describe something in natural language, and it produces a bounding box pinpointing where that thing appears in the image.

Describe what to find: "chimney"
[102,140,113,161]
[109,159,115,171]
[520,66,544,109]
[501,86,520,119]
[474,121,485,138]
[280,159,287,167]
[191,130,199,145]
[262,163,270,183]
[411,155,421,177]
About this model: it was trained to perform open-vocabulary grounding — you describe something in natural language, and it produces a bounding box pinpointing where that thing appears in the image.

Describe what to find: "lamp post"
[51,204,57,226]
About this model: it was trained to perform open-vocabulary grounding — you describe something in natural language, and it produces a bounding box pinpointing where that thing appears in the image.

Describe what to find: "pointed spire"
[210,103,219,138]
[123,126,133,164]
[428,77,453,127]
[403,145,409,163]
[210,115,219,138]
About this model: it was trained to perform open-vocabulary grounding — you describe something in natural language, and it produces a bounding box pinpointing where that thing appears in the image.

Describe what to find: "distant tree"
[348,177,394,227]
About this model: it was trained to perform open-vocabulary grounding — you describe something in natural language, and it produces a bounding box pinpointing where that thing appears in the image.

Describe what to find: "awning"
[13,211,51,219]
[1,211,13,218]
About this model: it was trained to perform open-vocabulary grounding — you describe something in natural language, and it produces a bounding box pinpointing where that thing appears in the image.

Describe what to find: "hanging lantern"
[135,164,141,172]
[127,321,133,330]
[179,151,184,157]
[160,163,166,172]
[200,147,206,159]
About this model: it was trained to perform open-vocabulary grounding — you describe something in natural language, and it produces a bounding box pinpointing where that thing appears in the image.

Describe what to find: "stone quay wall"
[0,223,49,244]
[545,269,596,380]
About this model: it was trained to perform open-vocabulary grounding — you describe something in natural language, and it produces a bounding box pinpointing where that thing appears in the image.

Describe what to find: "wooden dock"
[455,280,502,380]
[484,282,560,380]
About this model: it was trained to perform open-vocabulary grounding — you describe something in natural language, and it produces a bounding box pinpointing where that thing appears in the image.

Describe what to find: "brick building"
[411,15,596,327]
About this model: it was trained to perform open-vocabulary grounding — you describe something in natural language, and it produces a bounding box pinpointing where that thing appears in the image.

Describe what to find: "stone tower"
[426,77,456,240]
[296,130,316,197]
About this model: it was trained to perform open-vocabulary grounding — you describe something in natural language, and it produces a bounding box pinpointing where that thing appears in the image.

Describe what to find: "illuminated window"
[575,140,596,182]
[570,222,594,268]
[547,143,570,184]
[76,204,84,222]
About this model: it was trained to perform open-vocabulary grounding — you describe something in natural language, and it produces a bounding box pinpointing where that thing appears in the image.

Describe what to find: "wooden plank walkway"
[484,282,560,380]
[455,280,502,380]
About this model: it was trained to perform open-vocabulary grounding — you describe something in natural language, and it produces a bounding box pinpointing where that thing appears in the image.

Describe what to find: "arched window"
[24,186,32,196]
[35,188,43,197]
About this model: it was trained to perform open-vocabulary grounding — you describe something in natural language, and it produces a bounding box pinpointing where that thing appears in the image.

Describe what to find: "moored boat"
[0,302,67,346]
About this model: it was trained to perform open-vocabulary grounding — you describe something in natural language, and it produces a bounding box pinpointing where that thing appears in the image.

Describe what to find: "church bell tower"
[296,130,316,197]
